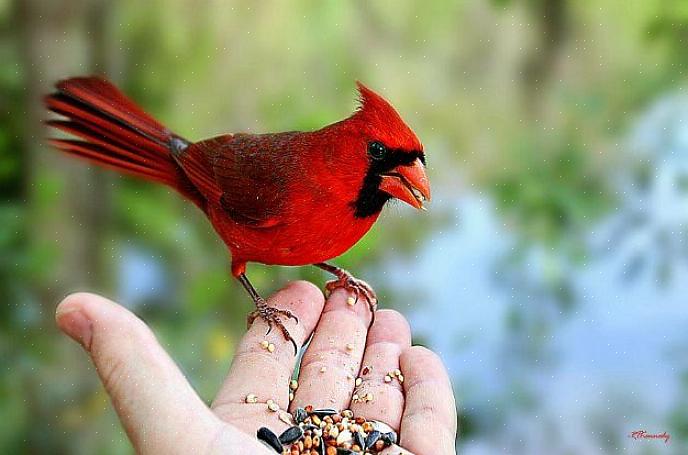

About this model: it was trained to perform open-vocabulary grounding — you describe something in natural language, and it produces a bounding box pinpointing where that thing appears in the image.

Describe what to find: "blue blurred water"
[116,93,688,453]
[380,94,688,453]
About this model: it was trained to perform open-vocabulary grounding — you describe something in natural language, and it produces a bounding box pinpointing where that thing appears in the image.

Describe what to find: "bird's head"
[347,82,430,218]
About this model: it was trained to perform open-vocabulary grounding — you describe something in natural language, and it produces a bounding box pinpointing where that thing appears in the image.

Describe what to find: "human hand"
[56,281,457,454]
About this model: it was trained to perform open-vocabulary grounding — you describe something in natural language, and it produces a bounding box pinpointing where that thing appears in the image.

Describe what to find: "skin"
[55,281,457,454]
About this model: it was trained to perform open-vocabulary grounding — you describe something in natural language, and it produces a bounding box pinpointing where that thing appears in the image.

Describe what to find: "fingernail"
[56,309,93,351]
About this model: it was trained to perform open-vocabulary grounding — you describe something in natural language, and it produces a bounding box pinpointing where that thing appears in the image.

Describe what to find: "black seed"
[279,425,303,445]
[311,408,337,418]
[294,407,308,423]
[256,427,282,453]
[303,424,319,432]
[382,430,397,446]
[364,430,381,449]
[354,430,365,448]
[337,449,355,455]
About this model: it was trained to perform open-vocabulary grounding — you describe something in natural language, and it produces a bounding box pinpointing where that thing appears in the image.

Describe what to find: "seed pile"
[257,406,397,454]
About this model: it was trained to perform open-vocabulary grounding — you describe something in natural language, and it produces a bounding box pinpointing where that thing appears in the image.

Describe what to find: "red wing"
[177,134,293,228]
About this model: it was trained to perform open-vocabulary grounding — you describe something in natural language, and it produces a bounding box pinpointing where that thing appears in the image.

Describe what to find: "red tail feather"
[45,76,204,207]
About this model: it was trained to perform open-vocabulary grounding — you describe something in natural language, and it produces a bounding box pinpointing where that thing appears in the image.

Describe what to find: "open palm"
[56,281,456,454]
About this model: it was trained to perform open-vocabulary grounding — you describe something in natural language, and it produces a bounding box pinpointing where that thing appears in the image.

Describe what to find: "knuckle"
[98,354,130,401]
[287,280,323,302]
[406,345,438,361]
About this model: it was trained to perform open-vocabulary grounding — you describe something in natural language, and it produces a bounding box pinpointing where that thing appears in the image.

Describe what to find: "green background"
[2,1,688,453]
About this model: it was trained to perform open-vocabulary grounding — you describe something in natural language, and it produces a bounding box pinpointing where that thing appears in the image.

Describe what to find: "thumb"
[56,292,220,453]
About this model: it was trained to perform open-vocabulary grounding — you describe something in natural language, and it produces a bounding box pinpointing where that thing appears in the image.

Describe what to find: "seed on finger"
[260,340,269,349]
[290,379,299,391]
[278,410,293,425]
[345,343,355,352]
[245,393,258,404]
[266,399,279,412]
[346,296,356,306]
[384,375,392,383]
[320,366,327,373]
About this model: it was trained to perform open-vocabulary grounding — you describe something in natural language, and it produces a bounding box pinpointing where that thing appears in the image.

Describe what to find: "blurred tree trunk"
[16,3,114,450]
[17,0,113,299]
[521,0,568,113]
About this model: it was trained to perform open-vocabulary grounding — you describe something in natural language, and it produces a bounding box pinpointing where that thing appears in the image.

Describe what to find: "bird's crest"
[353,81,422,152]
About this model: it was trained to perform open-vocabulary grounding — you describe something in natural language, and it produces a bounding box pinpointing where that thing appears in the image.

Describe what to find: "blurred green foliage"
[1,0,688,453]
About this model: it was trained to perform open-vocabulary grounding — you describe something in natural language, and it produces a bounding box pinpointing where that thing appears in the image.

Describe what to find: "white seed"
[289,392,294,401]
[393,368,401,377]
[384,375,392,383]
[267,343,275,353]
[329,426,339,438]
[320,366,327,373]
[365,392,373,402]
[352,393,359,401]
[278,410,292,425]
[355,377,362,387]
[346,296,356,306]
[267,401,279,412]
[336,429,352,445]
[289,379,299,390]
[398,374,404,383]
[245,393,257,404]
[345,343,354,351]
[260,340,269,349]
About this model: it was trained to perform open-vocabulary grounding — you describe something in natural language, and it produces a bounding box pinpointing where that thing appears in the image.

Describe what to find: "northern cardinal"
[45,77,430,352]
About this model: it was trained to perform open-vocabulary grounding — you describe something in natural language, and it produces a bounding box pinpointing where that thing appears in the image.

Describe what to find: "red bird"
[45,77,430,352]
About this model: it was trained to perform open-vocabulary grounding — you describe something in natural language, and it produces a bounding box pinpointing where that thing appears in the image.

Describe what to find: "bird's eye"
[368,141,387,160]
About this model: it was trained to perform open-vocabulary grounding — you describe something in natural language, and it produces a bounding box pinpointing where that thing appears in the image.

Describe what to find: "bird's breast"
[209,196,380,267]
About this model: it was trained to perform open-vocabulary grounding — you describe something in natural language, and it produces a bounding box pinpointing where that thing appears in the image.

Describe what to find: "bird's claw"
[247,299,299,355]
[325,272,378,325]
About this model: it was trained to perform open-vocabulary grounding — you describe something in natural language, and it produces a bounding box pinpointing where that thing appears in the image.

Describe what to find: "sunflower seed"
[294,407,308,423]
[364,430,381,449]
[312,408,337,418]
[278,425,303,444]
[256,427,282,453]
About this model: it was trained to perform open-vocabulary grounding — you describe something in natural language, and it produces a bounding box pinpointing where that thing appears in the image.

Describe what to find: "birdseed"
[245,393,258,404]
[256,407,397,454]
[346,296,356,306]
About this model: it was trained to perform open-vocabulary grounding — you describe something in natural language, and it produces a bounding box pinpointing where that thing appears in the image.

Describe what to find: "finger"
[398,346,457,455]
[212,281,325,431]
[379,446,415,455]
[350,310,411,431]
[291,287,373,411]
[56,293,221,453]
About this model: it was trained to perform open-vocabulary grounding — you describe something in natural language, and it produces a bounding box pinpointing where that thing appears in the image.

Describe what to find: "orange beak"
[379,158,431,210]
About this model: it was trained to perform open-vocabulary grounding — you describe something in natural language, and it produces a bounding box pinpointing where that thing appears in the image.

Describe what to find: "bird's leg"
[238,273,299,354]
[313,262,378,324]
